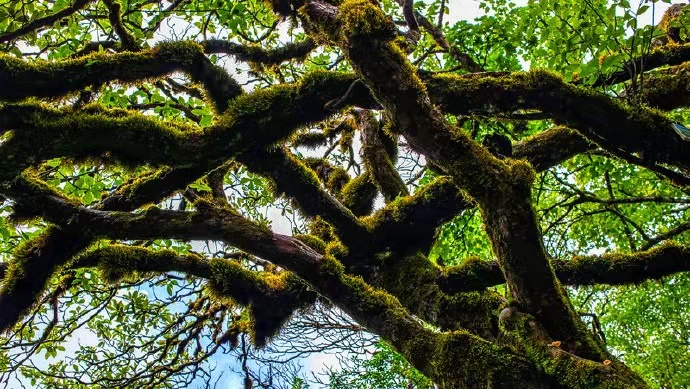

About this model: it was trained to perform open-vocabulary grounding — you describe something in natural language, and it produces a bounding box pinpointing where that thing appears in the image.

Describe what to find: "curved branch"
[102,0,138,51]
[426,71,690,172]
[0,41,242,112]
[237,148,372,246]
[70,245,318,346]
[0,0,92,44]
[12,183,544,387]
[303,0,601,360]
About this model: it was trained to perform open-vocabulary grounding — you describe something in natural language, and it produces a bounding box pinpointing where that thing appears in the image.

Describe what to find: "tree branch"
[11,182,543,387]
[590,43,690,87]
[0,0,92,44]
[356,110,409,202]
[303,0,601,360]
[202,39,317,65]
[439,243,690,293]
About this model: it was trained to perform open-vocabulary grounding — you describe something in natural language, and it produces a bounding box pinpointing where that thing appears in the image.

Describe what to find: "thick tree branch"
[425,72,690,172]
[438,243,690,293]
[513,127,595,171]
[3,48,684,173]
[0,72,372,183]
[365,177,469,252]
[0,42,241,110]
[11,183,543,387]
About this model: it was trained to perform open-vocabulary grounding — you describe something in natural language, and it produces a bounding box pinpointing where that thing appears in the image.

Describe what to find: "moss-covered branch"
[364,177,469,253]
[636,62,690,110]
[0,72,370,184]
[513,127,595,172]
[499,308,647,388]
[202,38,317,65]
[0,41,241,110]
[237,148,372,246]
[426,71,690,172]
[70,245,317,346]
[0,160,231,332]
[10,185,544,386]
[356,110,408,202]
[102,0,138,51]
[303,0,607,361]
[438,243,690,293]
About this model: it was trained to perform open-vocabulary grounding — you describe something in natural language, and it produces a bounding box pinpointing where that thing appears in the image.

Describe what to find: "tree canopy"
[1,0,690,387]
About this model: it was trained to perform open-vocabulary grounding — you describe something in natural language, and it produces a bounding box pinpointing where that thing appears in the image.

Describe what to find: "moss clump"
[293,234,327,253]
[207,257,315,347]
[336,0,397,42]
[325,240,349,259]
[292,131,329,149]
[339,172,377,216]
[308,217,336,242]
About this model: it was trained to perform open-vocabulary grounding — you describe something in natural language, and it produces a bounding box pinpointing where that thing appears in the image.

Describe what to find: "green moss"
[0,102,202,182]
[292,131,328,149]
[293,234,327,253]
[94,244,177,283]
[314,253,534,387]
[0,226,93,331]
[325,240,349,259]
[339,172,377,216]
[498,308,647,388]
[363,177,468,251]
[326,167,350,193]
[308,217,336,242]
[206,257,316,347]
[8,174,82,223]
[337,0,397,42]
